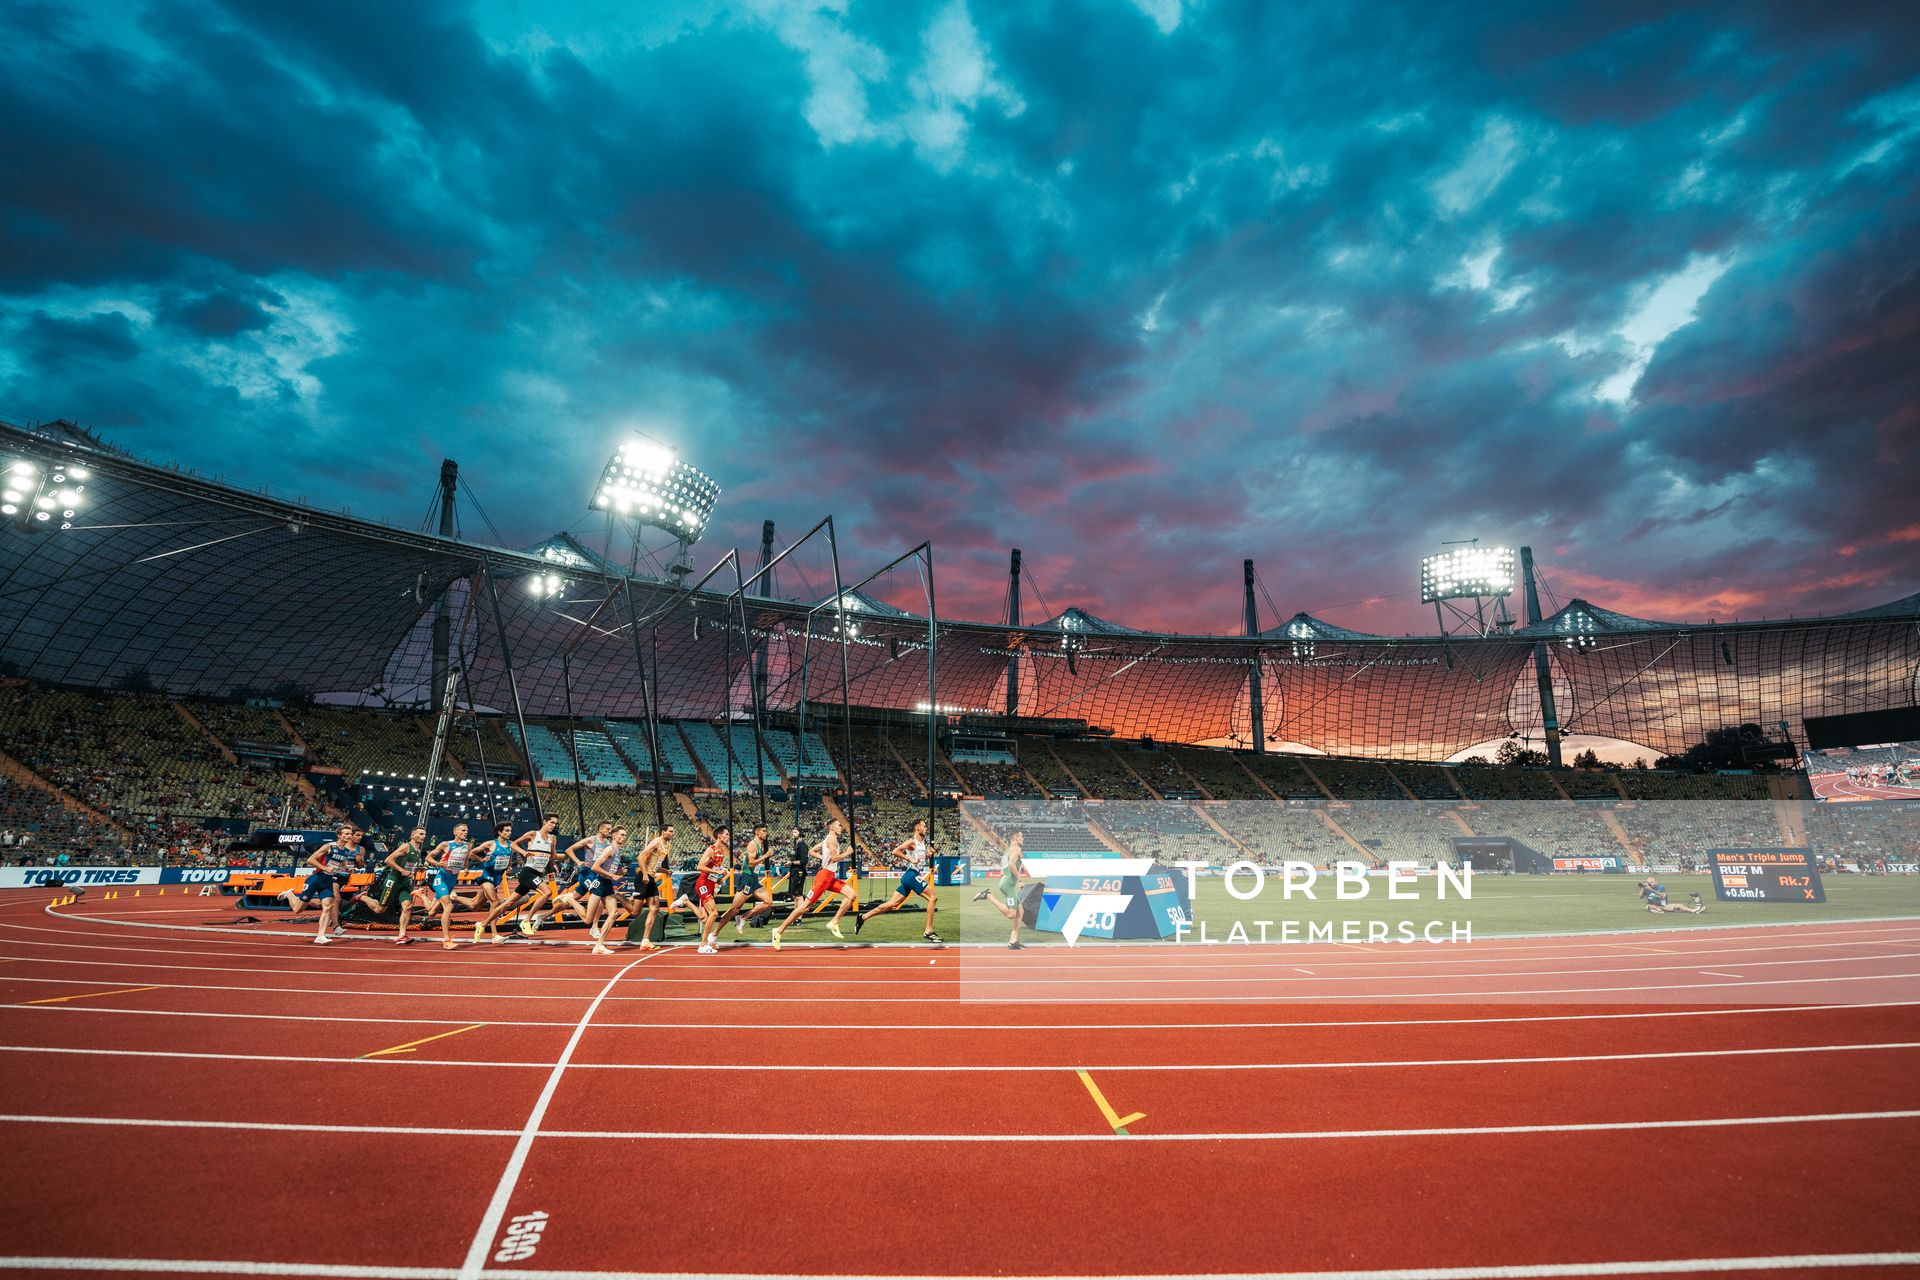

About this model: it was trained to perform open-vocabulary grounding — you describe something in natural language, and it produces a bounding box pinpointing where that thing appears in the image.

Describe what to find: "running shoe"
[827,922,845,940]
[394,935,413,945]
[853,914,864,935]
[331,926,348,937]
[923,931,942,943]
[697,943,716,955]
[970,890,989,902]
[591,943,614,956]
[519,917,538,938]
[312,935,332,945]
[734,916,745,935]
[1007,940,1024,950]
[769,929,783,952]
[472,923,487,944]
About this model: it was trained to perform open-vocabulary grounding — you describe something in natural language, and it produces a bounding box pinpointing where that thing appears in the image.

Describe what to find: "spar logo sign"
[1022,856,1153,944]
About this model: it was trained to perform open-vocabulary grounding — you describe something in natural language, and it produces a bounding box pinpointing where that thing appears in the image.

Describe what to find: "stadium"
[5,3,1920,1277]
[3,413,1920,1278]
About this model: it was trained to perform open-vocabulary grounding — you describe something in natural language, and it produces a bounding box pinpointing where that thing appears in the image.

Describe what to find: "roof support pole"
[754,520,774,715]
[456,664,500,829]
[1244,558,1266,754]
[620,579,669,835]
[414,664,462,830]
[795,615,811,839]
[1521,545,1564,768]
[826,517,857,876]
[1006,547,1021,717]
[430,459,457,712]
[722,575,736,837]
[478,556,544,825]
[562,651,588,839]
[925,543,939,844]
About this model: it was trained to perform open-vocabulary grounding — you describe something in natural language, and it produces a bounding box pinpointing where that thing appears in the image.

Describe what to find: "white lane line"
[10,997,1920,1031]
[0,1262,451,1278]
[5,1039,1920,1073]
[2,949,1914,1000]
[11,916,1920,972]
[7,946,1906,986]
[456,945,673,1280]
[6,968,1919,1003]
[0,955,626,986]
[2,1108,1916,1143]
[26,901,1920,956]
[0,1114,514,1136]
[6,1252,1920,1279]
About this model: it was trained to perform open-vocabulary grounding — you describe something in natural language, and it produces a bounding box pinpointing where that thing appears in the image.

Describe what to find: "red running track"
[1,889,1918,1280]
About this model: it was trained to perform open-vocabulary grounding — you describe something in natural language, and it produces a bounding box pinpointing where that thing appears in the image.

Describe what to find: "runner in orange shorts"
[769,817,857,950]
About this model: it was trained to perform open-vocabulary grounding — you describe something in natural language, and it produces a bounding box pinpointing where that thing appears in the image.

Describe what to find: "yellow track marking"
[1075,1069,1145,1134]
[24,985,162,1006]
[359,1024,486,1059]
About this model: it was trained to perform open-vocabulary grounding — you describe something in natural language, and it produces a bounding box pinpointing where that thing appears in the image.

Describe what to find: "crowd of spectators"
[1015,742,1083,796]
[1304,758,1401,800]
[8,677,1910,881]
[1050,741,1152,799]
[1167,745,1264,798]
[1240,753,1325,799]
[1211,805,1355,864]
[1389,762,1460,800]
[1464,800,1622,860]
[1615,800,1784,864]
[1334,802,1468,863]
[1125,746,1199,797]
[1090,801,1237,862]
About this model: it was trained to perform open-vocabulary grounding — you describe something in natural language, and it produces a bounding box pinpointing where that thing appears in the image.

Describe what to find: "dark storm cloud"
[20,310,143,365]
[0,0,1914,632]
[157,284,281,337]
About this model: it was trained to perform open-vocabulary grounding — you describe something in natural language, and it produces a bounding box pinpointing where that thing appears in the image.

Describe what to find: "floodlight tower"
[1,455,89,532]
[1419,541,1518,638]
[590,438,721,584]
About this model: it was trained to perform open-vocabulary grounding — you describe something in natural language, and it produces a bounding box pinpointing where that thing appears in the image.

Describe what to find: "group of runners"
[277,813,1012,951]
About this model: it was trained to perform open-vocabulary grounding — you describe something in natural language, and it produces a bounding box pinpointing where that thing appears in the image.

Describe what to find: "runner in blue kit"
[280,824,364,945]
[550,821,614,933]
[464,820,516,942]
[855,819,942,943]
[477,816,560,940]
[426,822,475,951]
[587,827,631,956]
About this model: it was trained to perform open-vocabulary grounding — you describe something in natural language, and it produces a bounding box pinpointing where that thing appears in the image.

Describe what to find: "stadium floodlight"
[528,571,566,599]
[590,438,720,540]
[1420,546,1516,603]
[4,456,86,531]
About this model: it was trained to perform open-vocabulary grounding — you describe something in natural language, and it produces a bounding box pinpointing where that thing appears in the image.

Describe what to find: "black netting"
[4,423,1918,767]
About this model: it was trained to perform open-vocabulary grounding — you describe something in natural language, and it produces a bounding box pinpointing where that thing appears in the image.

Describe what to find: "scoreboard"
[1032,869,1192,940]
[1707,848,1825,903]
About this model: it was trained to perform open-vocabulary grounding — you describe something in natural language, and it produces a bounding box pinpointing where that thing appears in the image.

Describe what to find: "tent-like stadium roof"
[3,419,1916,760]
